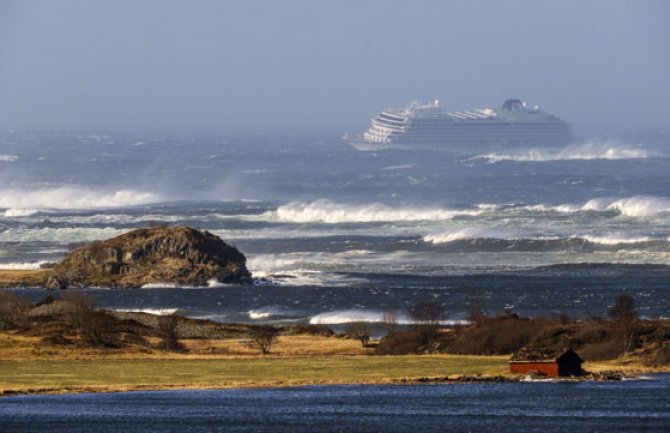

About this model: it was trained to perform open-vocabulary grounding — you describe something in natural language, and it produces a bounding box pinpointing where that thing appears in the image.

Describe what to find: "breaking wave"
[0,227,125,243]
[271,199,485,223]
[266,195,670,227]
[0,186,161,213]
[0,154,18,162]
[470,139,649,163]
[0,261,50,270]
[248,306,296,320]
[309,309,467,325]
[423,231,668,252]
[530,196,670,218]
[114,308,178,315]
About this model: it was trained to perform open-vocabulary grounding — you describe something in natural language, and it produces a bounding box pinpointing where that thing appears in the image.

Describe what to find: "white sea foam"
[114,308,178,315]
[581,235,653,245]
[382,164,413,170]
[271,199,483,224]
[140,282,184,289]
[309,309,407,325]
[248,306,294,320]
[0,260,49,270]
[519,196,670,218]
[0,154,18,162]
[423,228,498,244]
[3,208,39,217]
[309,309,467,325]
[470,139,649,163]
[0,227,124,243]
[0,186,161,212]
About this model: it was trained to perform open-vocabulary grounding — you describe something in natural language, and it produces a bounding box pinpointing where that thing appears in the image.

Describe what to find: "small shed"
[509,348,583,377]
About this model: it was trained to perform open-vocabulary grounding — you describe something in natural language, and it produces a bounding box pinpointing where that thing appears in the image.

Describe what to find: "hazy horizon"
[1,0,669,131]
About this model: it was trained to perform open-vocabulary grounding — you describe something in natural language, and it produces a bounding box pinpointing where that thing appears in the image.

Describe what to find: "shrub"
[60,292,116,347]
[248,325,281,354]
[409,302,445,346]
[0,290,31,330]
[287,323,334,337]
[375,331,423,355]
[156,314,184,352]
[345,322,371,347]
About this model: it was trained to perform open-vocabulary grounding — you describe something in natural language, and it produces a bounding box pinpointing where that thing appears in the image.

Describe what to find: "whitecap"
[114,308,178,315]
[248,306,295,320]
[469,138,649,163]
[270,199,484,224]
[0,260,50,270]
[2,208,39,217]
[309,309,468,325]
[0,185,162,211]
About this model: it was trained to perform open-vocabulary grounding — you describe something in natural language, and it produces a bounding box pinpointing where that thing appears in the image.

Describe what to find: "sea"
[1,128,669,324]
[2,128,670,431]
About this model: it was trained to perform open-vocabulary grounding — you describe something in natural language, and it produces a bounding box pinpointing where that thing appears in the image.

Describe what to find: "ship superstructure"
[348,99,573,151]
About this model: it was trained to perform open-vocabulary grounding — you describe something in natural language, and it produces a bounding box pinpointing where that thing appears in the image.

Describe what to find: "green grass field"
[0,355,510,394]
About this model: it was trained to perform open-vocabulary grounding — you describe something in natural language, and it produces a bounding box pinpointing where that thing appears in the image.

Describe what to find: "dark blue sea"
[1,376,669,433]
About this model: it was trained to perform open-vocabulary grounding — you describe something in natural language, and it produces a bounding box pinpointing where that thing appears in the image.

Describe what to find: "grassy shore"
[1,331,664,395]
[0,355,512,395]
[0,269,48,288]
[0,332,509,394]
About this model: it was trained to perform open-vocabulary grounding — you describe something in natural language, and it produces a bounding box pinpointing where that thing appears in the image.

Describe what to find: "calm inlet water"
[1,376,669,433]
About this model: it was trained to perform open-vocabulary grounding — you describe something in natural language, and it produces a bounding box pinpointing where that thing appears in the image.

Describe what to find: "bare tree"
[466,291,487,323]
[61,291,113,346]
[248,325,281,354]
[609,293,638,355]
[410,302,445,346]
[0,290,31,330]
[382,309,398,336]
[157,314,184,352]
[345,321,371,347]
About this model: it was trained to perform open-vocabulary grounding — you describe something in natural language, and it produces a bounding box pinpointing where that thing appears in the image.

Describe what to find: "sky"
[0,0,668,130]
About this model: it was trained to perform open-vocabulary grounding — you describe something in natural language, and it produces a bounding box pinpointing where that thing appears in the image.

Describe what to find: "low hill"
[46,226,250,289]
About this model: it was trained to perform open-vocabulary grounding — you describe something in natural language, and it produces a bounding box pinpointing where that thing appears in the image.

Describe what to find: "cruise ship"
[347,98,573,151]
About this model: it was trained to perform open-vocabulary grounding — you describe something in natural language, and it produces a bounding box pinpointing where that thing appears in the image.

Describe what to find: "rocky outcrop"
[46,226,250,289]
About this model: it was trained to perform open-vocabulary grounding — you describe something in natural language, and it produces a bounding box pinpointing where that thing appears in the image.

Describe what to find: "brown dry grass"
[0,331,369,361]
[0,270,48,288]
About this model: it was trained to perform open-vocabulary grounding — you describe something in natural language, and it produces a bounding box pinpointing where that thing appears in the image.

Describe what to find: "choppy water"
[1,376,669,433]
[1,129,670,322]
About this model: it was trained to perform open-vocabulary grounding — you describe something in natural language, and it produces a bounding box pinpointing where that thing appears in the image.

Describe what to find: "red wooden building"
[509,348,583,377]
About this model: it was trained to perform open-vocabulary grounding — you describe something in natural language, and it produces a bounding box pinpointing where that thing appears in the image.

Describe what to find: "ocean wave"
[0,185,162,213]
[0,154,18,162]
[3,208,39,217]
[114,308,178,315]
[309,309,467,325]
[0,227,125,243]
[270,199,484,224]
[140,282,186,289]
[518,196,670,218]
[423,228,502,244]
[248,306,296,320]
[0,260,50,270]
[469,139,649,163]
[423,232,668,251]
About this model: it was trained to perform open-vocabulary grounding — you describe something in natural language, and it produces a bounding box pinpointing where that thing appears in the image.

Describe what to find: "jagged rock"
[46,226,250,289]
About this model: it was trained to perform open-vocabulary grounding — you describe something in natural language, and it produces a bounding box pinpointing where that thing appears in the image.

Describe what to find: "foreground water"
[1,376,669,433]
[1,129,670,322]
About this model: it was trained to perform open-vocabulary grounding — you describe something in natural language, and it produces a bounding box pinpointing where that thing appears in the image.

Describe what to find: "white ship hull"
[348,99,573,152]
